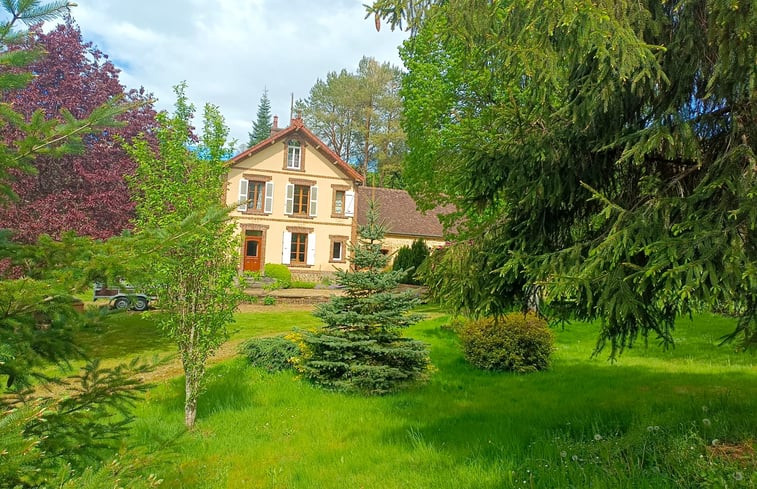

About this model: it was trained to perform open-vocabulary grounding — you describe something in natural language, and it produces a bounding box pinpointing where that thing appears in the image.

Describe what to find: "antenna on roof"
[289,93,294,121]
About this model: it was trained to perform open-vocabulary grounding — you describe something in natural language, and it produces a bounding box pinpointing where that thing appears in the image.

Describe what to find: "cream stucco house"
[225,116,364,281]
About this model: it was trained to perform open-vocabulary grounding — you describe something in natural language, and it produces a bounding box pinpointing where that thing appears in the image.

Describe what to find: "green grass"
[88,310,755,488]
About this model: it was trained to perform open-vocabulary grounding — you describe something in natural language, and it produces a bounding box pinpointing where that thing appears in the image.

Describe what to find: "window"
[248,181,264,211]
[290,233,307,264]
[329,235,347,263]
[287,140,301,169]
[334,190,345,216]
[331,187,354,218]
[285,183,318,217]
[283,229,315,266]
[237,179,273,213]
[293,185,309,214]
[332,241,343,261]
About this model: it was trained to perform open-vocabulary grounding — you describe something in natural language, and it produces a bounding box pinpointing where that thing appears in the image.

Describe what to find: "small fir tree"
[247,88,272,147]
[296,200,430,394]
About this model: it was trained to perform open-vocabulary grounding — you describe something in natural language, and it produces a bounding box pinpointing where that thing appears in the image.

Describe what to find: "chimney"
[270,115,282,137]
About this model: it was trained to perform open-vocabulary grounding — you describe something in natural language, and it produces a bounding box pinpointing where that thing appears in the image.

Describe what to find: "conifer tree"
[296,200,430,394]
[247,88,272,147]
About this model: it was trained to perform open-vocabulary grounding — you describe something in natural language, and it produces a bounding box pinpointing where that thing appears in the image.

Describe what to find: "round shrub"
[239,335,299,372]
[459,313,554,373]
[264,263,291,286]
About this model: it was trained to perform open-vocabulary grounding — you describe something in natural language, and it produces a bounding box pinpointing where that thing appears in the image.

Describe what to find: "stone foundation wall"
[290,270,336,283]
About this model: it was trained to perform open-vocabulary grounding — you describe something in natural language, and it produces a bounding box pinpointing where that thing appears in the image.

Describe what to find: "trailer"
[93,282,152,311]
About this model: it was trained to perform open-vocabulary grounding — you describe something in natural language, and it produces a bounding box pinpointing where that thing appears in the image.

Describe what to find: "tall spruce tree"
[296,200,430,394]
[368,0,757,355]
[247,88,272,147]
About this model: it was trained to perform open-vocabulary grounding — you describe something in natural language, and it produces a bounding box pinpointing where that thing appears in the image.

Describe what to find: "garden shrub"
[392,239,429,285]
[264,264,291,287]
[239,335,299,372]
[460,313,554,373]
[290,280,316,289]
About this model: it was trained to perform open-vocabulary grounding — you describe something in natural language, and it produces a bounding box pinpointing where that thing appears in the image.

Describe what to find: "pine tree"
[296,200,430,394]
[247,88,272,147]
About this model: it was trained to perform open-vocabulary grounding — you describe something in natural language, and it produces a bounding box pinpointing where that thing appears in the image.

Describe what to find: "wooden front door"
[243,236,262,272]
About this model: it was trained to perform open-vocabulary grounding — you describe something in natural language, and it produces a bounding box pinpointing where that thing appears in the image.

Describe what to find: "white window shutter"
[306,232,316,265]
[282,231,292,264]
[285,183,294,215]
[309,185,318,217]
[345,190,355,217]
[237,179,248,211]
[264,181,274,214]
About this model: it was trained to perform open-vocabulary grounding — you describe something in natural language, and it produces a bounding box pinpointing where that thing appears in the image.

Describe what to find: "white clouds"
[69,0,407,146]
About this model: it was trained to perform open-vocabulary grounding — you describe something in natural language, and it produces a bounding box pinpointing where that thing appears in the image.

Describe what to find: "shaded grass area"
[110,311,756,488]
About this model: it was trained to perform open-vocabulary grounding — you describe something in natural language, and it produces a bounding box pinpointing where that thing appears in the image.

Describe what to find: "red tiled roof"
[357,187,453,238]
[228,117,364,182]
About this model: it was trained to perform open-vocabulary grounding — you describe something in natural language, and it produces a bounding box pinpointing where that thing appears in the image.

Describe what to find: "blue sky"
[68,0,408,147]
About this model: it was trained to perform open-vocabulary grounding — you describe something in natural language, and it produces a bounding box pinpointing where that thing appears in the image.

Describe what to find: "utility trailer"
[93,282,152,311]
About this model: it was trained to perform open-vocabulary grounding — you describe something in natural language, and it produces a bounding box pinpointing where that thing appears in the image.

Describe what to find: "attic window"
[287,140,301,169]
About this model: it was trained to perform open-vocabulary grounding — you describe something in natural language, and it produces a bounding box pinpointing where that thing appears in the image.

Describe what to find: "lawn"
[91,307,755,488]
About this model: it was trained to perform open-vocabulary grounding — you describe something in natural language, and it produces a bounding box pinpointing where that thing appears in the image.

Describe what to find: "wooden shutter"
[344,190,355,217]
[306,232,316,265]
[282,231,292,265]
[264,181,274,214]
[309,185,318,217]
[237,179,248,211]
[285,183,294,215]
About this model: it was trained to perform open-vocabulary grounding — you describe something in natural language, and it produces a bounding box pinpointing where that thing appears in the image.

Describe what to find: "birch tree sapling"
[124,82,242,428]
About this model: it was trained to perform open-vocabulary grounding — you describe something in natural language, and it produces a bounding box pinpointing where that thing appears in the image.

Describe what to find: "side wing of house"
[225,118,363,280]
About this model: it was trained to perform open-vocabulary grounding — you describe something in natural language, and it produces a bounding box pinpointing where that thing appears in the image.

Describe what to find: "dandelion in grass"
[594,434,602,441]
[702,405,709,413]
[702,418,711,427]
[733,472,744,481]
[560,450,567,458]
[571,455,579,462]
[647,426,654,432]
[712,439,720,446]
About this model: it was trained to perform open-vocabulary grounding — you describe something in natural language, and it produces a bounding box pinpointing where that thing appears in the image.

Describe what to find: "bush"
[460,313,554,373]
[263,295,276,306]
[239,335,299,372]
[392,239,429,285]
[264,264,291,287]
[290,280,316,289]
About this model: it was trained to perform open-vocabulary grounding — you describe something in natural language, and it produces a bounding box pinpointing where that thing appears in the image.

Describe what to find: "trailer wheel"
[133,297,149,311]
[113,297,130,310]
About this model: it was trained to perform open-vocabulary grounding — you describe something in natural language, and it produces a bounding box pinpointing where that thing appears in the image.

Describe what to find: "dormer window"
[287,140,301,169]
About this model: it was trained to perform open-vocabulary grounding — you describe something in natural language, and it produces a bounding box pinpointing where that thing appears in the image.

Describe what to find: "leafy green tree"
[247,87,272,147]
[300,57,406,186]
[295,200,430,394]
[124,82,242,428]
[369,0,757,356]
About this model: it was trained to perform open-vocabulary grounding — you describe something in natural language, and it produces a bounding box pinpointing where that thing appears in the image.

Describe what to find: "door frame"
[238,223,268,273]
[243,235,263,272]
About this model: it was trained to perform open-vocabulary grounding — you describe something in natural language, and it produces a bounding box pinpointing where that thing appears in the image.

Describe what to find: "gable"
[229,117,363,183]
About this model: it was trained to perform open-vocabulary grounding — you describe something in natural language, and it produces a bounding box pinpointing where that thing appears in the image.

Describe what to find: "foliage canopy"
[370,0,756,356]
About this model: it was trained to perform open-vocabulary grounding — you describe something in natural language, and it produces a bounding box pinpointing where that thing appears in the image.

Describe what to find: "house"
[225,116,364,281]
[357,186,450,257]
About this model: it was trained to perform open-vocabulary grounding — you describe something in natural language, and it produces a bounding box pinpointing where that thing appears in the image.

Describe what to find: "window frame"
[329,235,348,263]
[292,184,310,215]
[286,139,302,170]
[290,232,307,265]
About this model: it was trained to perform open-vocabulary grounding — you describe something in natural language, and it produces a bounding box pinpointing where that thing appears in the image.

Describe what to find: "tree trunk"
[184,373,197,428]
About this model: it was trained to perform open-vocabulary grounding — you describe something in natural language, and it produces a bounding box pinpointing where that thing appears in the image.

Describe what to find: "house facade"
[226,116,364,281]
